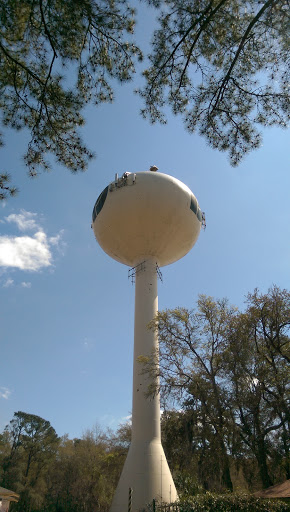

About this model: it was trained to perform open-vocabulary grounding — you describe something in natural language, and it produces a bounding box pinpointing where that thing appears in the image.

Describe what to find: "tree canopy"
[1,412,59,510]
[0,0,141,198]
[140,0,289,166]
[142,286,290,492]
[0,0,289,198]
[0,413,127,512]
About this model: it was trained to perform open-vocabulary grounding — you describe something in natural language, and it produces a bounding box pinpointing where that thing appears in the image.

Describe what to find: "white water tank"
[92,171,202,267]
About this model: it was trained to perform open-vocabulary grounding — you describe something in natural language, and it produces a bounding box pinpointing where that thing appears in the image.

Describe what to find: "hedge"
[150,493,289,512]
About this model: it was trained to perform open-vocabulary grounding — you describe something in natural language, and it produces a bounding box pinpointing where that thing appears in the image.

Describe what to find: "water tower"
[92,169,203,511]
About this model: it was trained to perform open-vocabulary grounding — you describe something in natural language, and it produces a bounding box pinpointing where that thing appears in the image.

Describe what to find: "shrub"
[152,494,289,512]
[178,493,289,512]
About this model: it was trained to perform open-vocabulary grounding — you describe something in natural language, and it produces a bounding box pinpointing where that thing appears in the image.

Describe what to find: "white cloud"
[5,210,39,231]
[0,210,65,272]
[0,231,52,271]
[3,278,14,288]
[49,232,63,246]
[21,281,32,288]
[49,230,66,255]
[120,415,132,425]
[0,387,11,400]
[99,414,132,430]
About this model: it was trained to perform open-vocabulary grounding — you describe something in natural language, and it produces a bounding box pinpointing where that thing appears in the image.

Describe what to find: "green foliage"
[1,0,289,198]
[175,493,290,512]
[45,432,125,512]
[146,286,290,492]
[173,470,203,499]
[245,286,290,364]
[0,0,141,187]
[140,0,289,165]
[0,173,17,200]
[0,415,128,512]
[1,411,60,511]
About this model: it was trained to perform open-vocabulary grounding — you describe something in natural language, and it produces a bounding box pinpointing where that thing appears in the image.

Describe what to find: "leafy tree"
[1,415,128,512]
[140,0,289,165]
[225,330,276,489]
[225,287,290,486]
[143,286,289,492]
[160,409,205,496]
[245,286,290,364]
[245,287,289,482]
[144,296,236,491]
[0,0,141,198]
[45,427,127,512]
[0,429,12,482]
[1,411,59,511]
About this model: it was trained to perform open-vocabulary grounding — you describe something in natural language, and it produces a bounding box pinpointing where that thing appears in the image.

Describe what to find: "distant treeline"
[0,411,129,512]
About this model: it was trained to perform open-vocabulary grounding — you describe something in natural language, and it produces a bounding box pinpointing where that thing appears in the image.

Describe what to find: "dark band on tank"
[190,195,202,223]
[92,186,108,222]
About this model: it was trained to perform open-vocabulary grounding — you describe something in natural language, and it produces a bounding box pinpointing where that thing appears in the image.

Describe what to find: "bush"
[154,494,289,512]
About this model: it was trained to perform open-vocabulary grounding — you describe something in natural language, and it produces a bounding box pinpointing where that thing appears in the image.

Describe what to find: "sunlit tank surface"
[92,171,202,268]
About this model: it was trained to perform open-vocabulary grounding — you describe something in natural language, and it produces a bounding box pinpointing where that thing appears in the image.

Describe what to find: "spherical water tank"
[92,171,202,267]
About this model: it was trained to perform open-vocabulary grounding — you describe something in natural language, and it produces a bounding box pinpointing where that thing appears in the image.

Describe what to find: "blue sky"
[1,3,289,439]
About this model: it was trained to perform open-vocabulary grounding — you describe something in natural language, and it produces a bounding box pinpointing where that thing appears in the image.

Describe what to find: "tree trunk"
[255,429,273,489]
[281,423,290,480]
[219,437,233,491]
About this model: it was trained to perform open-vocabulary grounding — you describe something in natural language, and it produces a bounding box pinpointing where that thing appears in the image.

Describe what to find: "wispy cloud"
[21,281,32,288]
[5,210,39,231]
[99,414,132,430]
[3,278,14,288]
[49,230,66,256]
[120,414,132,425]
[0,387,11,400]
[0,210,65,272]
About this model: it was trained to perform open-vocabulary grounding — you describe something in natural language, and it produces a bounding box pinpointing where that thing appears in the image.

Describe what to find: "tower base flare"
[110,439,178,512]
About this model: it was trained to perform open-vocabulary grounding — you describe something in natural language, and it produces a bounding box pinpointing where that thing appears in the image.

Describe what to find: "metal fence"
[151,502,179,512]
[127,489,180,512]
[138,500,180,512]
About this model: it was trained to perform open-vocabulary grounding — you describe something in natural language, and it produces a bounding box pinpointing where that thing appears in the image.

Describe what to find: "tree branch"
[211,0,281,110]
[148,0,228,92]
[178,0,229,88]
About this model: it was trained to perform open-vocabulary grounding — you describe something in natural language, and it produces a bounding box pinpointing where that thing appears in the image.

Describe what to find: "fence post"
[128,487,133,512]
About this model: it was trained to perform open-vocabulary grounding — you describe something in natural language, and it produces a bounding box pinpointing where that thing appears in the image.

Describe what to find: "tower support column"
[132,258,160,443]
[110,259,177,512]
